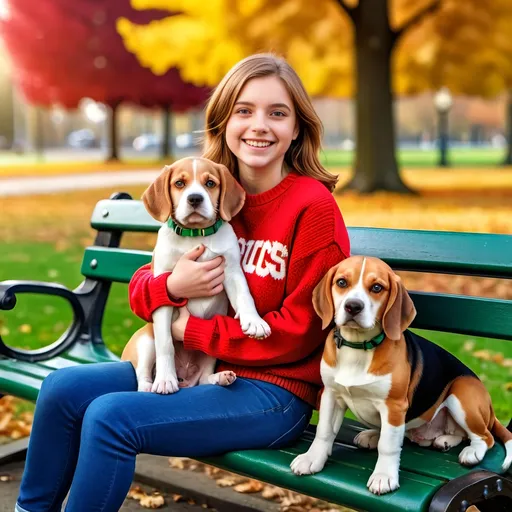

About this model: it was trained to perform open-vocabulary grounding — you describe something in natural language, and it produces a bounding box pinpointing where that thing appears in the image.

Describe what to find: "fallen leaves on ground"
[168,458,354,512]
[0,396,32,441]
[127,486,166,509]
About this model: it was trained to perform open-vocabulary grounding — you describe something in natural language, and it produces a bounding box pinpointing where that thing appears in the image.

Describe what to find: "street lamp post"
[434,87,453,167]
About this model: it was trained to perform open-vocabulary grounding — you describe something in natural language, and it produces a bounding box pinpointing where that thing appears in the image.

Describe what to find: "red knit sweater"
[128,173,350,406]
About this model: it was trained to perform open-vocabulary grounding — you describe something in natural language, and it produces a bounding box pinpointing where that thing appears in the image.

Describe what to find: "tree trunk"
[343,0,412,193]
[161,105,173,160]
[107,100,120,161]
[502,90,512,166]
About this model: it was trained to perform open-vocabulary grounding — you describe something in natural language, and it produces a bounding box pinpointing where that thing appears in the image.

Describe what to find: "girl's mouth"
[243,139,275,149]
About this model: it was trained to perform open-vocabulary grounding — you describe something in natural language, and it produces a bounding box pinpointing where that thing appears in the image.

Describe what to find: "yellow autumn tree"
[118,1,512,192]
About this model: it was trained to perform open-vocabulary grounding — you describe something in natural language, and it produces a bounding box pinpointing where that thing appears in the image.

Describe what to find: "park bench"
[0,192,511,512]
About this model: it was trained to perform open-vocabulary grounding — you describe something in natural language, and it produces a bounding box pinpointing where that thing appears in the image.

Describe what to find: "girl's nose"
[251,112,269,133]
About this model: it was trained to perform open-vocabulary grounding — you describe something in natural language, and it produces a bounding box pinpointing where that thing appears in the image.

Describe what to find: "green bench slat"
[90,200,512,278]
[349,228,512,279]
[81,247,151,283]
[335,419,508,480]
[81,247,512,340]
[410,293,512,340]
[91,200,160,233]
[0,345,120,400]
[202,439,444,512]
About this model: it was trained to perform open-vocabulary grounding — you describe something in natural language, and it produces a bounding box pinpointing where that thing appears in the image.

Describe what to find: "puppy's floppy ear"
[142,165,174,222]
[312,264,340,330]
[216,163,246,221]
[382,273,416,341]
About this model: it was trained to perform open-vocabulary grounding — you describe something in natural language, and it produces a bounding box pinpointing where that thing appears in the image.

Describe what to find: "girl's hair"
[202,53,338,192]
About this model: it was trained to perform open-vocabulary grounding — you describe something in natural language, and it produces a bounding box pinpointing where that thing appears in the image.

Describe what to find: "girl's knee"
[38,367,84,409]
[81,394,138,452]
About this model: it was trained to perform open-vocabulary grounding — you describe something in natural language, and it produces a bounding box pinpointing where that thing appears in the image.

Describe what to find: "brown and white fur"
[291,256,512,495]
[122,157,270,394]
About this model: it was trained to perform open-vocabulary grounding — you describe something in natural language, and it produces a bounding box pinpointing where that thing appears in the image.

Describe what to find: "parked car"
[132,133,199,151]
[133,134,160,151]
[67,129,97,148]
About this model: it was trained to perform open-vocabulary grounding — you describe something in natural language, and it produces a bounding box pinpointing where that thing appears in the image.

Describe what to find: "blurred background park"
[0,1,511,498]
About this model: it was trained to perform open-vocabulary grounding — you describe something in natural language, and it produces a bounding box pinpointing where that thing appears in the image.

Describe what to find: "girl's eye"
[336,278,347,288]
[271,111,286,117]
[236,108,250,115]
[175,180,185,188]
[371,284,383,293]
[205,180,216,188]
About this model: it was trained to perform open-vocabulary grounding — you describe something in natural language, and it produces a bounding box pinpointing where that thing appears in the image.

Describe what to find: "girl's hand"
[167,245,225,299]
[172,307,190,341]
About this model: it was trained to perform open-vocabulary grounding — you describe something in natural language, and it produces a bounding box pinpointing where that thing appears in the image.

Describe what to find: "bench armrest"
[0,280,85,362]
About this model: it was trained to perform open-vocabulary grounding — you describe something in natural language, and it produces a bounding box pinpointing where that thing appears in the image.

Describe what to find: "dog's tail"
[491,417,512,472]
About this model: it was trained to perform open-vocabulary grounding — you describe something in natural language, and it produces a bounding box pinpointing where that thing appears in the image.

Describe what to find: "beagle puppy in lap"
[291,256,511,495]
[122,157,270,394]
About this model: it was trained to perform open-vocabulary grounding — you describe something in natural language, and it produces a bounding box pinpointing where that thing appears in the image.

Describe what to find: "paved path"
[0,170,161,197]
[0,461,211,512]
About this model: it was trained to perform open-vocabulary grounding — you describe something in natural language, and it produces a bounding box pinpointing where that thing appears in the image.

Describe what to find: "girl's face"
[225,75,299,177]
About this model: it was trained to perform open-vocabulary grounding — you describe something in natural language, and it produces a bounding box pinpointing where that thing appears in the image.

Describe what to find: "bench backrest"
[82,198,512,341]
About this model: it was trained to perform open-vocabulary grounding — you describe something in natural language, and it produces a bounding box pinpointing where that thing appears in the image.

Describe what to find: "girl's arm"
[183,242,347,366]
[128,264,187,321]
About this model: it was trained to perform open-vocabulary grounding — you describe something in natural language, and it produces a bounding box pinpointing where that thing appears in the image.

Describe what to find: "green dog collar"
[167,218,224,237]
[333,329,386,350]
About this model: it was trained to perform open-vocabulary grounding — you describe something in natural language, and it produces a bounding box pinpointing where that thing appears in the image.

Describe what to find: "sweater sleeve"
[184,240,348,366]
[128,264,188,322]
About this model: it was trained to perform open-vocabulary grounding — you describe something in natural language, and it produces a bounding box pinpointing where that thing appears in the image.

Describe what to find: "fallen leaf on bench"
[171,494,183,502]
[233,479,263,493]
[0,474,13,482]
[168,457,187,469]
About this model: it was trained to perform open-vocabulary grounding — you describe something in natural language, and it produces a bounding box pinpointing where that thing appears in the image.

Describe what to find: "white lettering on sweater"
[238,238,288,280]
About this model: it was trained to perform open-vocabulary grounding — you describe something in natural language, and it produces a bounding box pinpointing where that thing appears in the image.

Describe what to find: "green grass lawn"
[0,147,507,173]
[1,241,510,423]
[320,147,507,168]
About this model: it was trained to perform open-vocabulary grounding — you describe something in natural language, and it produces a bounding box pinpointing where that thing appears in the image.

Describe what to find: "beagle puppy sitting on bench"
[291,256,511,495]
[122,157,270,394]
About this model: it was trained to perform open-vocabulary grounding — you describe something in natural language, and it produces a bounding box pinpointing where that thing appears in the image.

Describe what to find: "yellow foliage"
[118,0,512,98]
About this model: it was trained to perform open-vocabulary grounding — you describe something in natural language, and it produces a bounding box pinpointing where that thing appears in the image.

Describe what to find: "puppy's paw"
[354,429,380,450]
[209,371,237,386]
[239,312,271,339]
[290,450,328,476]
[367,471,400,495]
[137,378,153,393]
[151,372,180,394]
[459,443,487,466]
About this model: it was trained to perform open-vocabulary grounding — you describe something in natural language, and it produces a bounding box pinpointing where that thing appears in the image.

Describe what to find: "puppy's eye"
[174,180,185,188]
[371,284,383,293]
[336,278,347,288]
[205,180,216,188]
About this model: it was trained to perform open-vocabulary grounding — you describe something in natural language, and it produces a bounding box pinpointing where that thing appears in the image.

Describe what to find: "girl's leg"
[66,378,312,512]
[16,362,138,512]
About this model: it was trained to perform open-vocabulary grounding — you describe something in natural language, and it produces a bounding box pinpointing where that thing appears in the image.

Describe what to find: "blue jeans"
[16,361,312,512]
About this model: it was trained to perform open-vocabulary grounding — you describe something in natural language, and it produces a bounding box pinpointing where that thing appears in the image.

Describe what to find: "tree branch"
[393,0,442,43]
[335,0,357,23]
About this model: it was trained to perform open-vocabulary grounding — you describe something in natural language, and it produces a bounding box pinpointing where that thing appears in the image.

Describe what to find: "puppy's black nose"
[187,194,204,207]
[344,299,364,316]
